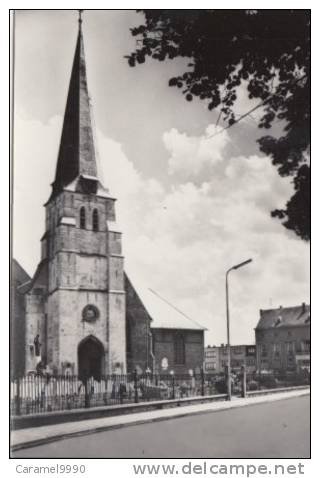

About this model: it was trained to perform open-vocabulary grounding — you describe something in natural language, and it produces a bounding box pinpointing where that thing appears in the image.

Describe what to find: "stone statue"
[34,334,41,357]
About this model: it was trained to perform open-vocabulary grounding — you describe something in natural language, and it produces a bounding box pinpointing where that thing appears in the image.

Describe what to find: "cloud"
[96,125,309,346]
[163,125,229,176]
[13,113,63,275]
[14,117,309,347]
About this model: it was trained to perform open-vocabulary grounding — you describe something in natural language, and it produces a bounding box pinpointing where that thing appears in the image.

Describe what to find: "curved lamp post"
[226,258,253,400]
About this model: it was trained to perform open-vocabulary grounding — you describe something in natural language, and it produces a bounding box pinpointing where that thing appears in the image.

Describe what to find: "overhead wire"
[208,73,307,139]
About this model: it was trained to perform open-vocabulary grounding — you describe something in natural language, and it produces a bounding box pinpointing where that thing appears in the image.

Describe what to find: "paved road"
[13,395,310,458]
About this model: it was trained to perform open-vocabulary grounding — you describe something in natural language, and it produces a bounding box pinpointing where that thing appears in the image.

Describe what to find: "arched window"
[92,209,99,232]
[80,207,86,229]
[174,334,185,365]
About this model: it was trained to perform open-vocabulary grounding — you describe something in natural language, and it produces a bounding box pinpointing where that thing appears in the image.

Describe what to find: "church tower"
[24,13,126,376]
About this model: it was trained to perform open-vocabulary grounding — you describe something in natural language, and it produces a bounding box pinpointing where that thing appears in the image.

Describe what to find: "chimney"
[302,302,306,312]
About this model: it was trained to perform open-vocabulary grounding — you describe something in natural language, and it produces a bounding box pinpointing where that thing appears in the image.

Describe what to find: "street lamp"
[226,258,253,401]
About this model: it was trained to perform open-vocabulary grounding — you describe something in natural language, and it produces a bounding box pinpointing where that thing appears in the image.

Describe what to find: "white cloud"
[163,125,229,176]
[13,113,62,275]
[97,125,309,345]
[14,118,310,347]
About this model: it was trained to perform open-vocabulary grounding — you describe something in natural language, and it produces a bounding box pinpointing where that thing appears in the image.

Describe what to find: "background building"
[204,345,219,373]
[255,303,310,373]
[204,344,256,374]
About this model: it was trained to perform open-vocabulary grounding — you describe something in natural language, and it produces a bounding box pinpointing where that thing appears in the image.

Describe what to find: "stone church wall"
[108,292,126,373]
[25,291,46,373]
[47,289,109,374]
[11,262,30,378]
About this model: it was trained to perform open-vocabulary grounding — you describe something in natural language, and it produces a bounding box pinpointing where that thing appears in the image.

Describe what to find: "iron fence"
[10,370,309,416]
[10,371,223,416]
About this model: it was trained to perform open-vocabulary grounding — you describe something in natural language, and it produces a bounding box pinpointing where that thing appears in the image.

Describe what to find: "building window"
[92,209,99,232]
[260,344,268,357]
[273,343,281,358]
[299,340,310,352]
[174,334,185,365]
[80,207,86,229]
[205,363,216,371]
[286,341,295,354]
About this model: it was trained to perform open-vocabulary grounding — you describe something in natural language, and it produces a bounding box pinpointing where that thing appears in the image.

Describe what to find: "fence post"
[172,374,175,399]
[201,367,205,396]
[119,377,124,405]
[84,379,90,408]
[241,365,247,398]
[134,369,139,403]
[15,378,21,416]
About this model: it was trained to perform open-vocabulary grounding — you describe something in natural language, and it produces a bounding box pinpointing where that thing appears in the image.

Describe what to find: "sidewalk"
[11,388,309,452]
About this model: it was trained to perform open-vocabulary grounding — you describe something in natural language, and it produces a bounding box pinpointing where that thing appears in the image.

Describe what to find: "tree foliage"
[127,10,310,240]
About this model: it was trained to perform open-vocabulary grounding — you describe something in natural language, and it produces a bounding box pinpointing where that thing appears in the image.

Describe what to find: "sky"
[13,9,310,346]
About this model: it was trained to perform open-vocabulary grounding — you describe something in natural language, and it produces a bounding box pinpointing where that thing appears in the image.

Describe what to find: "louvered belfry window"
[92,209,99,232]
[80,207,86,229]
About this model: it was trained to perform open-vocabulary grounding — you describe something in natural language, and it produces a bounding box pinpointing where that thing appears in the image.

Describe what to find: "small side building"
[255,303,310,373]
[125,277,206,375]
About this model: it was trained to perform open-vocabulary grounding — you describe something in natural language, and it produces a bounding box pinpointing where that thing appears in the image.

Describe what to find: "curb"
[11,389,310,453]
[11,393,228,431]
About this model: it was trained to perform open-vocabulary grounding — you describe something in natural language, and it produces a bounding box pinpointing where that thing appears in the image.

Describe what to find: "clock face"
[82,304,99,323]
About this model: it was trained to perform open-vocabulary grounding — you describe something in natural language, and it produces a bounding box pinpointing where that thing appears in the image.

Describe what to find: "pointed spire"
[51,12,98,198]
[78,9,83,26]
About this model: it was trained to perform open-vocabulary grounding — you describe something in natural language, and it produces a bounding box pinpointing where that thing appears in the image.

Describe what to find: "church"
[11,15,206,380]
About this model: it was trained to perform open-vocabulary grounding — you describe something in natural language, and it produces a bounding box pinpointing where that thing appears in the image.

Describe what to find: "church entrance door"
[78,336,104,380]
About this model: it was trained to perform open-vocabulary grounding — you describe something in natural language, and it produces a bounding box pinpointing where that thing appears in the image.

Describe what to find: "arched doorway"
[78,336,104,380]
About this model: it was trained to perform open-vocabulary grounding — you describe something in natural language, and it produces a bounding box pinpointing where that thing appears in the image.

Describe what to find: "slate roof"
[12,259,31,288]
[256,304,310,330]
[13,258,48,294]
[50,22,98,200]
[127,275,206,331]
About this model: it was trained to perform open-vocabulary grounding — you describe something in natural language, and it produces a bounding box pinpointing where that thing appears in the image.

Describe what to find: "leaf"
[128,56,136,67]
[168,77,178,86]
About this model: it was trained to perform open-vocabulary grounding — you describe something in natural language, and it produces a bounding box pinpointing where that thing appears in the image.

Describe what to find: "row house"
[255,303,310,373]
[204,344,256,374]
